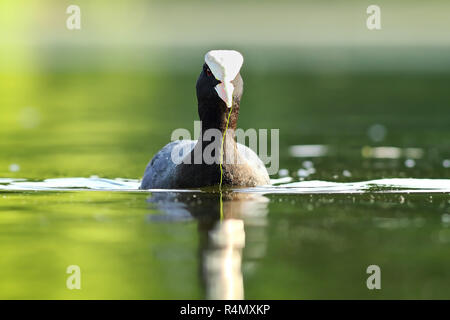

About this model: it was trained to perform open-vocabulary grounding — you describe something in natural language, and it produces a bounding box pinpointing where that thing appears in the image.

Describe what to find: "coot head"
[196,50,244,131]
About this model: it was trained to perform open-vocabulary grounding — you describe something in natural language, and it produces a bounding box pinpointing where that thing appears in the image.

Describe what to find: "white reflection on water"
[289,145,329,157]
[204,219,245,299]
[289,144,426,160]
[361,146,424,159]
[0,177,450,193]
[146,192,269,300]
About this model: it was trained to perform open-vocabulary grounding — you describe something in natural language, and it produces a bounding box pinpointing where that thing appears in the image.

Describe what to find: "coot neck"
[197,98,240,161]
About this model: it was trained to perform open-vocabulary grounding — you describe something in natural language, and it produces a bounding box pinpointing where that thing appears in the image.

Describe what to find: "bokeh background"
[1,0,450,299]
[1,0,449,180]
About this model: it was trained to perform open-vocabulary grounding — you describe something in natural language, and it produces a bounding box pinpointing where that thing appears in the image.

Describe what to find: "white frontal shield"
[205,50,244,108]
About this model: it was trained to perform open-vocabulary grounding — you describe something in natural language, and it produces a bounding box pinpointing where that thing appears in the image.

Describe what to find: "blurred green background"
[1,0,449,180]
[0,0,449,299]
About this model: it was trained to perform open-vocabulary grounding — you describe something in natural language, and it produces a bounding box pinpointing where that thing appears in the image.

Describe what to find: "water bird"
[140,50,270,189]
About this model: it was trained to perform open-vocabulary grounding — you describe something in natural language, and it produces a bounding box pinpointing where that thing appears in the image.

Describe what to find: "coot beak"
[214,81,234,108]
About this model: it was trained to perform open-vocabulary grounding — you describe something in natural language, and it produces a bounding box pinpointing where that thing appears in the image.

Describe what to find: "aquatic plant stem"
[219,105,233,221]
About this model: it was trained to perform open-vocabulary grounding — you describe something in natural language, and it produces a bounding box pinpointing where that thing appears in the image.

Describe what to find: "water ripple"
[0,177,449,194]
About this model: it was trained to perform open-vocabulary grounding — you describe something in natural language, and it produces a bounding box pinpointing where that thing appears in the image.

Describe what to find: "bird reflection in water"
[147,191,269,300]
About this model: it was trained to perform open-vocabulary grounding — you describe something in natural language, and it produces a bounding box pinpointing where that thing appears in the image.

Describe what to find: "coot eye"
[205,68,212,76]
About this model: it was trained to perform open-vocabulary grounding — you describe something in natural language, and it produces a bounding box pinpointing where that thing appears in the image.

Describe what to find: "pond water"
[1,57,449,299]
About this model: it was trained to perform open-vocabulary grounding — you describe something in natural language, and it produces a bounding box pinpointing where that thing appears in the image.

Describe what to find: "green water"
[1,54,450,299]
